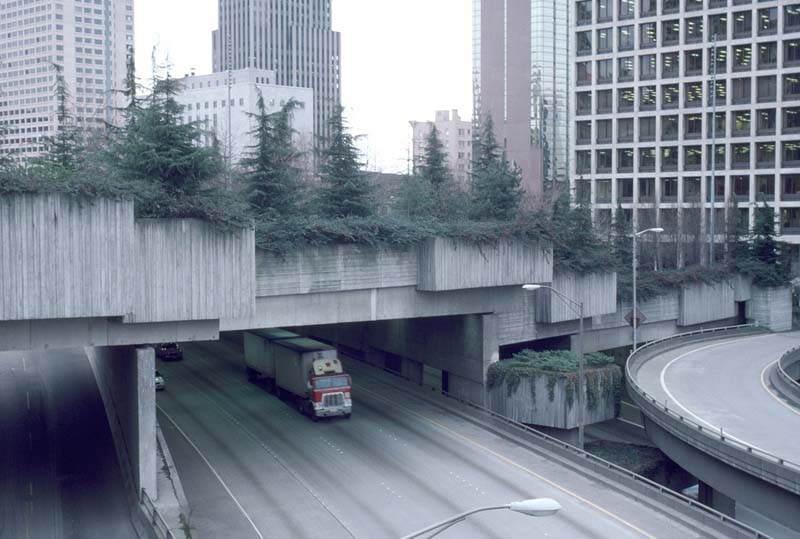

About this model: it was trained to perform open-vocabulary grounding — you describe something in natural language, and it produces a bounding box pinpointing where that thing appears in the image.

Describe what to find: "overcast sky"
[135,0,473,173]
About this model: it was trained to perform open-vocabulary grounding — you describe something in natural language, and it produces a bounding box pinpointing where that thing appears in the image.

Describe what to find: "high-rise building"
[212,0,340,143]
[572,0,800,263]
[410,110,473,185]
[473,0,571,196]
[0,0,134,160]
[176,68,314,164]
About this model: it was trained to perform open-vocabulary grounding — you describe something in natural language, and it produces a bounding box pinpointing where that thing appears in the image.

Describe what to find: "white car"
[155,370,165,391]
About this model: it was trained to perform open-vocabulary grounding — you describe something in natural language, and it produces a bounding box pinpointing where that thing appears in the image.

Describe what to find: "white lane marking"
[26,391,30,411]
[760,359,800,417]
[659,335,773,454]
[358,386,656,539]
[157,406,265,539]
[22,357,26,372]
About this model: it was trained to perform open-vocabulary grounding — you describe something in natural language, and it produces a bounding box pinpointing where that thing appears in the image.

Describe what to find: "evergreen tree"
[241,94,301,220]
[123,51,139,127]
[418,126,450,186]
[469,116,523,221]
[316,106,372,218]
[37,64,82,174]
[612,207,633,272]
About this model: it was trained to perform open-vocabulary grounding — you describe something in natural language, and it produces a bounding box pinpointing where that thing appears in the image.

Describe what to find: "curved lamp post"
[522,284,586,448]
[400,498,562,539]
[632,228,664,352]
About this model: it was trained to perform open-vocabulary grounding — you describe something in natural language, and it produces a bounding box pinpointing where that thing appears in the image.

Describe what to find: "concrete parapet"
[678,280,736,327]
[486,365,620,429]
[747,286,792,332]
[534,271,617,323]
[733,274,753,302]
[417,237,552,291]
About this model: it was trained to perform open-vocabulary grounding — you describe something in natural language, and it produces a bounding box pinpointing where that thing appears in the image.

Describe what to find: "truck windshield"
[313,376,349,390]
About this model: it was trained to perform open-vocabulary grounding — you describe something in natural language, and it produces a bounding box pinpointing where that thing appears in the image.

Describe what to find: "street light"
[522,284,586,449]
[632,228,664,352]
[400,498,562,539]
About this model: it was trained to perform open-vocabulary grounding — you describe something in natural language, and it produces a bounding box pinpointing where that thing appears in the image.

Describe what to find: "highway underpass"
[156,339,750,539]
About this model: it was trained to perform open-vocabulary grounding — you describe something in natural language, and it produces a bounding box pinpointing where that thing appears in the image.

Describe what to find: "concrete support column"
[136,347,157,497]
[698,481,736,518]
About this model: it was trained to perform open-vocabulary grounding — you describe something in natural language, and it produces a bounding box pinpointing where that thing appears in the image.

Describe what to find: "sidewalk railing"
[141,489,177,539]
[626,324,800,494]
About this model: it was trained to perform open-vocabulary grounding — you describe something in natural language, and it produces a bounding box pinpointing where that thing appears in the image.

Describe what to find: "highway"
[635,331,800,465]
[0,349,141,539]
[157,339,725,539]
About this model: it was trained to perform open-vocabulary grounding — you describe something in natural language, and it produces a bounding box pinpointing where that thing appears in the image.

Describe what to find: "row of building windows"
[577,42,800,85]
[576,73,800,114]
[576,141,800,174]
[577,0,797,26]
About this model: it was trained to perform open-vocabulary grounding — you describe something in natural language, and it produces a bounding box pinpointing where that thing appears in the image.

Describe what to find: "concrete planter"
[733,274,753,302]
[534,271,617,323]
[678,280,736,327]
[417,237,552,292]
[748,286,793,332]
[486,365,620,429]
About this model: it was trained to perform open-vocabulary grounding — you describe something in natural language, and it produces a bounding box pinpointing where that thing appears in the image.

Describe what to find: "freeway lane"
[0,349,140,539]
[158,340,721,539]
[636,332,800,465]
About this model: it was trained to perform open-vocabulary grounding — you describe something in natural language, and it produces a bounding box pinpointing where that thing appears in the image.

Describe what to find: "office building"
[473,0,571,195]
[573,0,800,262]
[410,110,473,185]
[212,0,340,143]
[176,68,314,164]
[0,0,134,160]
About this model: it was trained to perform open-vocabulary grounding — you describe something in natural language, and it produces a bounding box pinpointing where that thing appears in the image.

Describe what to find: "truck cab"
[309,358,352,418]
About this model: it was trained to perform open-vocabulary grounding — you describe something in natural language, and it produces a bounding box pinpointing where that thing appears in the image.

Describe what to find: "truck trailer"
[244,331,352,419]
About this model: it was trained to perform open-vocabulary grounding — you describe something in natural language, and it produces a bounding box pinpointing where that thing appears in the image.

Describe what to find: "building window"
[597,149,613,172]
[733,11,752,38]
[782,175,800,200]
[577,31,592,55]
[786,5,800,33]
[757,75,777,102]
[686,0,702,11]
[662,178,679,201]
[785,40,800,67]
[686,17,703,43]
[757,109,776,135]
[597,59,613,83]
[597,28,612,52]
[640,117,656,141]
[619,0,635,19]
[577,62,592,85]
[758,42,777,69]
[597,0,612,21]
[618,150,634,173]
[685,146,703,170]
[733,110,751,136]
[733,176,750,200]
[709,14,727,40]
[756,142,775,168]
[597,180,613,203]
[577,121,592,144]
[640,55,657,80]
[618,118,634,141]
[707,112,727,137]
[709,46,727,74]
[758,7,778,36]
[783,73,800,99]
[783,141,800,166]
[663,0,679,14]
[597,89,613,113]
[731,78,751,104]
[641,0,657,16]
[685,82,703,106]
[707,80,727,105]
[784,107,800,133]
[757,175,775,197]
[662,115,679,140]
[639,178,656,201]
[662,83,680,108]
[684,177,702,201]
[733,44,752,71]
[708,144,726,169]
[577,1,593,25]
[577,150,592,173]
[618,26,634,51]
[619,56,634,81]
[619,178,634,201]
[661,147,679,171]
[662,52,679,77]
[618,87,635,111]
[640,22,657,48]
[662,20,680,45]
[685,114,703,139]
[782,208,800,232]
[577,92,592,115]
[640,86,657,110]
[597,119,613,142]
[685,49,703,75]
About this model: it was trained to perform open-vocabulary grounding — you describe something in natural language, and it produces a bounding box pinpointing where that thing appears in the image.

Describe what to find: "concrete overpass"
[627,326,800,535]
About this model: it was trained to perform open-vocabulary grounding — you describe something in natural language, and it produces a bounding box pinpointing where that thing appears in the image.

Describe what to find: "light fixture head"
[509,498,562,518]
[522,284,543,291]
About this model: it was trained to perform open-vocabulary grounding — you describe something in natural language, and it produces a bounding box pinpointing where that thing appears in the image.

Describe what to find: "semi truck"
[244,330,352,420]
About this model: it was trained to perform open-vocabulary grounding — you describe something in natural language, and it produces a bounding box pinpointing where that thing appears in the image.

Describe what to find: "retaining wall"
[678,280,737,327]
[747,286,792,332]
[534,272,617,323]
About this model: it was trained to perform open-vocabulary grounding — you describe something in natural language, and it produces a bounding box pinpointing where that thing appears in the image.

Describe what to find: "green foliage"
[469,116,523,221]
[316,107,373,218]
[550,190,616,274]
[617,264,733,302]
[418,126,451,187]
[731,203,791,287]
[241,95,301,220]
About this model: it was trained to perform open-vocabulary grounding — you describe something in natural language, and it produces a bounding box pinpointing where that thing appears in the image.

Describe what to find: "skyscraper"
[0,0,134,160]
[212,0,341,143]
[473,0,571,196]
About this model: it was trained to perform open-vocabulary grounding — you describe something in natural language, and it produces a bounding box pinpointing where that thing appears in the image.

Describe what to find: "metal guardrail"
[778,347,800,394]
[625,324,800,491]
[439,390,771,539]
[141,489,177,539]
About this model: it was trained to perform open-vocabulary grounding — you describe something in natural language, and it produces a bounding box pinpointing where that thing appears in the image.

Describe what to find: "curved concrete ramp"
[0,348,144,538]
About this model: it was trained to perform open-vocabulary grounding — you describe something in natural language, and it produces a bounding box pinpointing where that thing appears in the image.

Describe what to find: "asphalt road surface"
[157,340,724,539]
[0,348,141,539]
[636,331,800,465]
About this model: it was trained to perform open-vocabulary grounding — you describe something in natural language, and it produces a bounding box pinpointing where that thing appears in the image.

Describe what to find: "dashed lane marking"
[157,406,265,539]
[357,386,656,539]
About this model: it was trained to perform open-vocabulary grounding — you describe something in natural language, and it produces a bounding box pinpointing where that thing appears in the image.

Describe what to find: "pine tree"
[123,51,139,127]
[241,94,301,220]
[418,126,450,186]
[316,106,372,218]
[612,207,633,272]
[38,64,82,173]
[469,116,522,221]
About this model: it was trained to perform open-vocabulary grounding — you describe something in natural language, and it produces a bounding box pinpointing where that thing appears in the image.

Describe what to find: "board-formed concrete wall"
[678,280,737,327]
[486,365,619,429]
[534,272,617,323]
[747,286,792,332]
[0,194,255,324]
[417,237,552,291]
[256,245,417,297]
